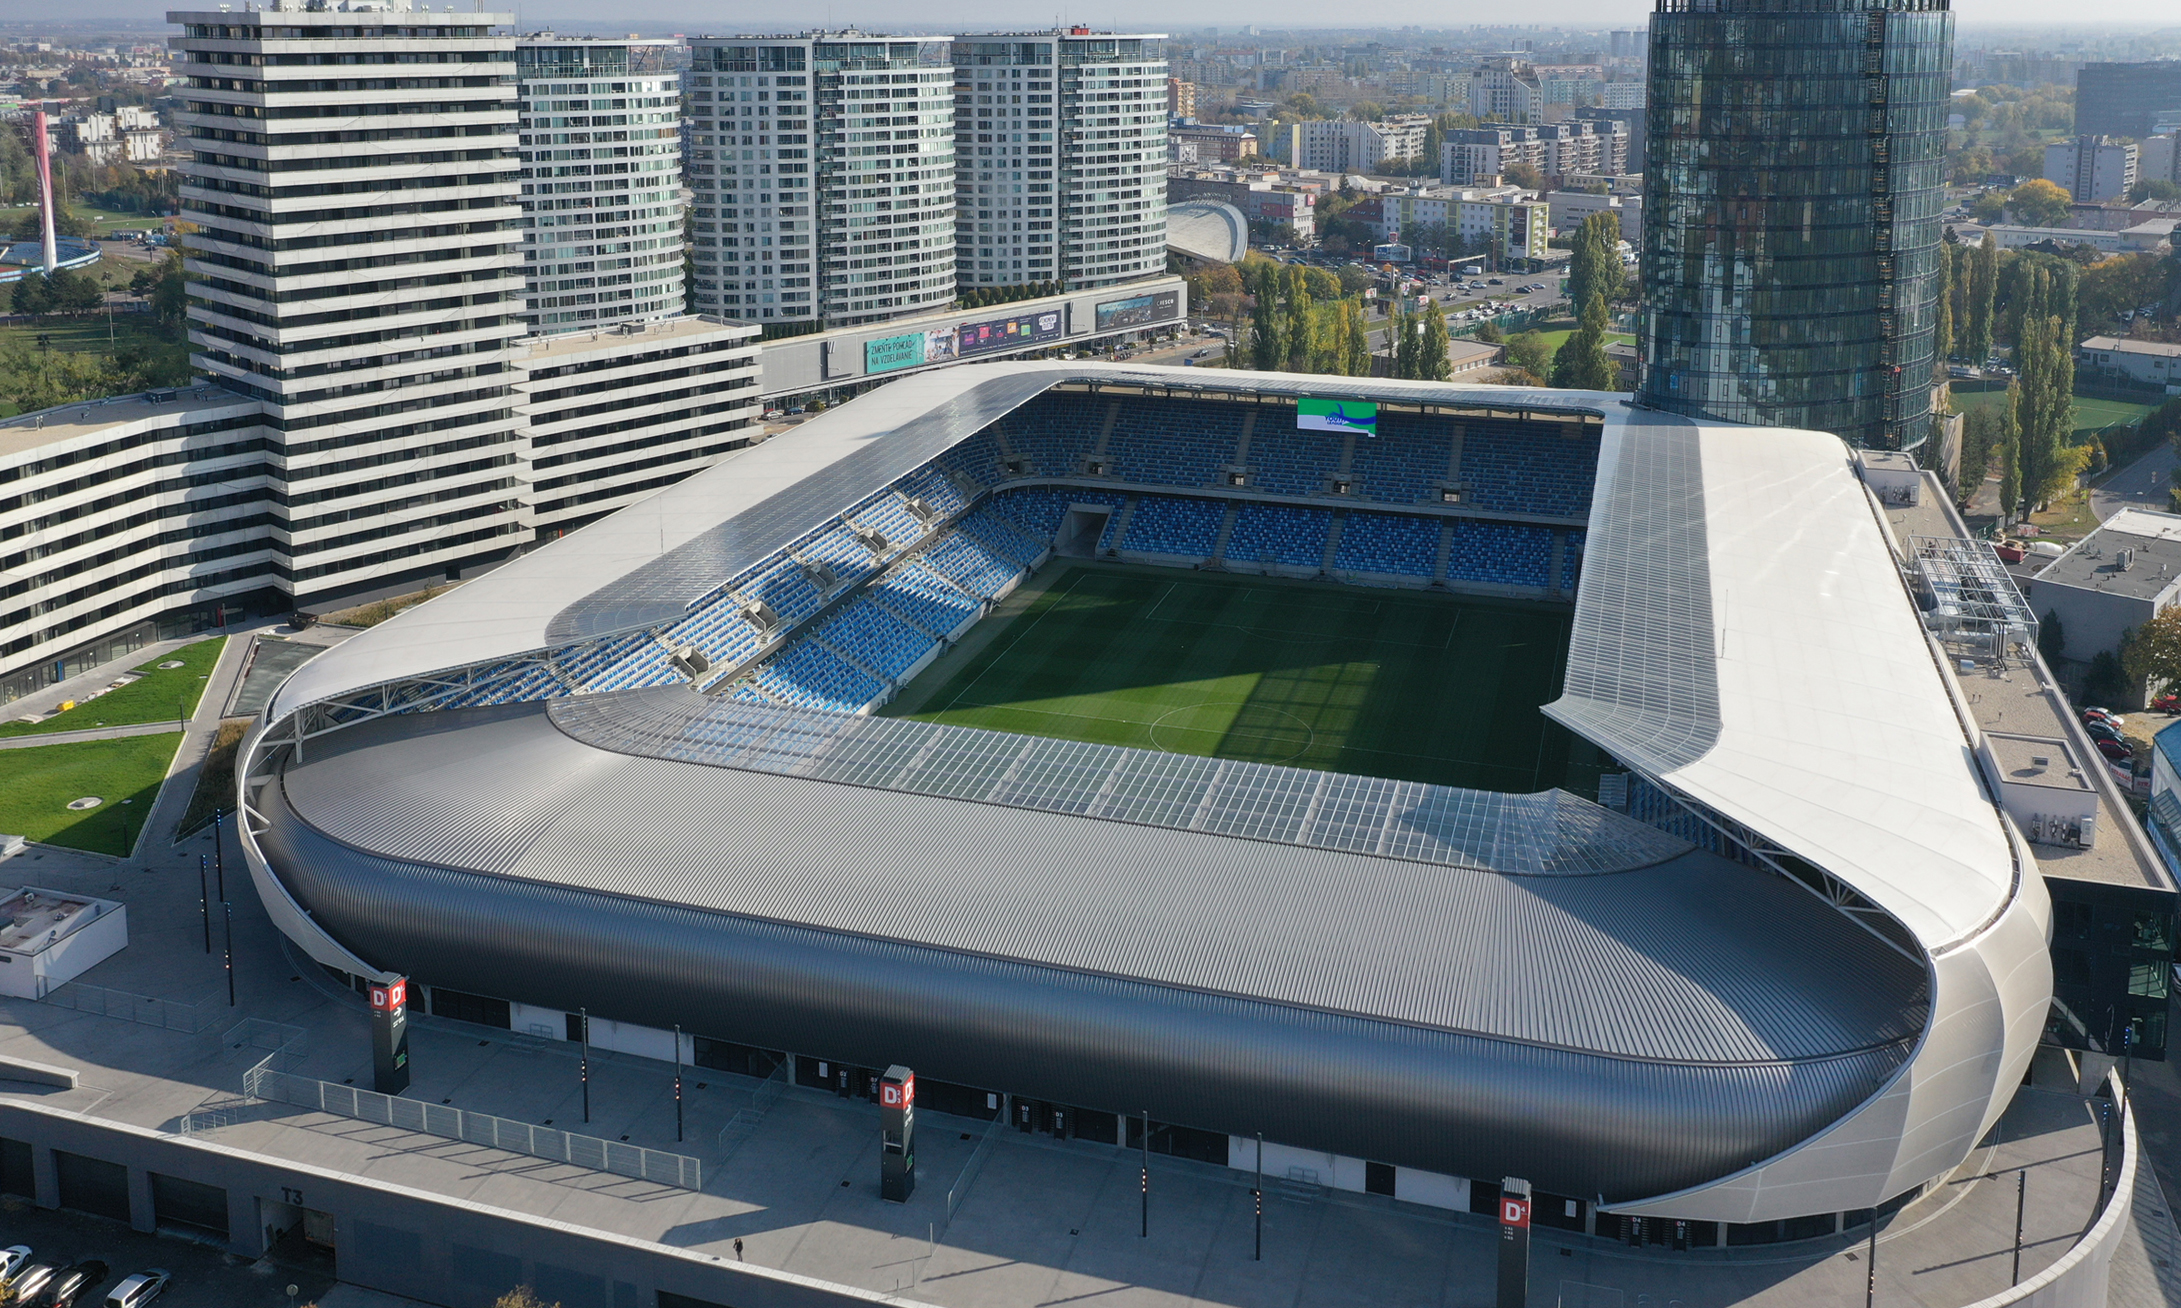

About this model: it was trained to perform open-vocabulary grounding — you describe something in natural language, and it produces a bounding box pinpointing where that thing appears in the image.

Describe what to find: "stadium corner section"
[1546,406,2051,1222]
[231,363,2052,1225]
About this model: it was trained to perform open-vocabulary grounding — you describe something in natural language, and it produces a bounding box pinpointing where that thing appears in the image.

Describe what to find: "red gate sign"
[880,1074,914,1108]
[368,979,406,1012]
[1500,1197,1530,1228]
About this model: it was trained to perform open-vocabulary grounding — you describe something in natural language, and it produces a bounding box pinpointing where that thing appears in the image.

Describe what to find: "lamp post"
[673,1023,684,1144]
[197,855,210,954]
[1140,1109,1150,1238]
[2011,1170,2026,1286]
[1253,1132,1263,1261]
[579,1007,590,1124]
[222,900,235,1007]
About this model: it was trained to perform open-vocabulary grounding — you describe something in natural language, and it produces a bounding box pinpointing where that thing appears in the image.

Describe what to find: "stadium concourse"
[240,363,2050,1243]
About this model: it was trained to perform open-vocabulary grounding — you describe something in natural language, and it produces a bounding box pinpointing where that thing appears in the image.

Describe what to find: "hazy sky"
[28,0,2181,35]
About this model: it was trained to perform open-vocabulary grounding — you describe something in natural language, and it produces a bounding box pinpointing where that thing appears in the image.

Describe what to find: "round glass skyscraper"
[1637,0,1952,451]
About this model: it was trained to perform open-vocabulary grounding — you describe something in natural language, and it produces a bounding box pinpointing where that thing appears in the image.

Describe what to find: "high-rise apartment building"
[515,36,685,333]
[2044,134,2138,204]
[1287,115,1429,174]
[174,6,533,602]
[1639,0,1952,451]
[953,30,1168,293]
[686,34,958,327]
[1467,58,1543,125]
[2076,61,2181,142]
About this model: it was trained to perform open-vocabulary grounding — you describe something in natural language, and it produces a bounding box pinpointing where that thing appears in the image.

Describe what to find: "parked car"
[2082,707,2123,725]
[103,1270,169,1308]
[48,1261,108,1308]
[1488,277,1504,285]
[0,1248,32,1283]
[10,1265,55,1305]
[2084,720,2124,745]
[2152,692,2181,714]
[2095,737,2135,763]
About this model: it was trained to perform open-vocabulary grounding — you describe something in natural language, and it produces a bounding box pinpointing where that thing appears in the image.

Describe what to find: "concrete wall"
[0,1100,907,1308]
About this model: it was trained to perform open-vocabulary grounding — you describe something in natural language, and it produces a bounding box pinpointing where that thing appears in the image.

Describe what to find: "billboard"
[1297,398,1378,436]
[864,328,957,375]
[958,308,1063,357]
[1093,289,1181,332]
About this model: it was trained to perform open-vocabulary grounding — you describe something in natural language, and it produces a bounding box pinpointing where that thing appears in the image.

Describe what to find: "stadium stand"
[1226,503,1334,567]
[1445,518,1555,589]
[1105,398,1244,487]
[1459,418,1599,518]
[1123,495,1226,558]
[1335,510,1442,578]
[1238,423,1345,497]
[420,390,1600,717]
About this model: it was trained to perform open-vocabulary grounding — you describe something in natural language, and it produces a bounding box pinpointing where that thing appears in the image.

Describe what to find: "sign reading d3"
[1297,398,1378,436]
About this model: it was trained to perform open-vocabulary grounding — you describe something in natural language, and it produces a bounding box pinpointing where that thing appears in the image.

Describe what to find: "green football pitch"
[885,563,1579,793]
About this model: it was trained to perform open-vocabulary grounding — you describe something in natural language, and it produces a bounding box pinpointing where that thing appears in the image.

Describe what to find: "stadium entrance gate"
[1056,505,1113,558]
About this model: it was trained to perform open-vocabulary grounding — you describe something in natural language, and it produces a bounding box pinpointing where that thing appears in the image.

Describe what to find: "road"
[2092,438,2174,521]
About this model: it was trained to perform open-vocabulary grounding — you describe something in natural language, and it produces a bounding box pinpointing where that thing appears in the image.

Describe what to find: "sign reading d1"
[1297,397,1377,436]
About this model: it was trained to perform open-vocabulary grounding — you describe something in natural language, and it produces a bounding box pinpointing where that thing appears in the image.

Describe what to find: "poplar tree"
[1966,232,1998,366]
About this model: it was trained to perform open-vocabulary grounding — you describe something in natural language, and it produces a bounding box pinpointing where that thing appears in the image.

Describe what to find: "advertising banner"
[1093,289,1181,332]
[1296,397,1378,436]
[864,328,957,375]
[958,308,1063,357]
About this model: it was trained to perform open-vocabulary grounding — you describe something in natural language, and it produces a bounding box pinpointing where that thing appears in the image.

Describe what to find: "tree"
[495,1290,561,1308]
[1966,232,1999,365]
[1340,299,1371,377]
[1474,319,1504,345]
[2130,178,2181,203]
[2008,178,2074,227]
[1416,299,1451,381]
[1564,213,1622,320]
[10,272,51,316]
[1502,329,1552,378]
[1996,380,2022,522]
[1503,161,1544,191]
[2123,605,2181,698]
[47,268,100,312]
[1969,191,2008,225]
[1959,403,2002,492]
[1550,292,1617,390]
[1336,264,1374,296]
[2039,609,2066,665]
[1933,245,1954,376]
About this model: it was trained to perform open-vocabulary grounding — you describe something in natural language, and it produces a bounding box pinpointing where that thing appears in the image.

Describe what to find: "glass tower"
[1637,0,1953,451]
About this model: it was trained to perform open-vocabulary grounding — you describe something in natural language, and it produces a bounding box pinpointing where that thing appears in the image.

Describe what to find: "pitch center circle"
[1149,703,1315,764]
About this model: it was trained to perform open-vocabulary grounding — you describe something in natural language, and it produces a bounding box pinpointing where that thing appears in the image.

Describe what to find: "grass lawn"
[1532,327,1635,355]
[1951,384,2158,442]
[0,314,173,357]
[885,563,1577,793]
[0,204,167,234]
[0,732,182,856]
[0,637,224,738]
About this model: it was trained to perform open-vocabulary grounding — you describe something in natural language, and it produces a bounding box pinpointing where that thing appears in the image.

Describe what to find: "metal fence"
[246,1064,702,1191]
[716,1062,787,1158]
[42,981,205,1034]
[945,1110,1007,1227]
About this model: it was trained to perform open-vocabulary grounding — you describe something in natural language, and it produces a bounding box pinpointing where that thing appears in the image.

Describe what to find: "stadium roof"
[1165,200,1251,264]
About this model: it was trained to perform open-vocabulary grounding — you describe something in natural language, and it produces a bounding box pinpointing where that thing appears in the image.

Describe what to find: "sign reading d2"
[1499,1197,1530,1228]
[369,979,406,1012]
[880,1073,915,1108]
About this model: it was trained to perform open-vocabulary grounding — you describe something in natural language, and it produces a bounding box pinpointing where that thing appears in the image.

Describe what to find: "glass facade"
[1637,0,1952,450]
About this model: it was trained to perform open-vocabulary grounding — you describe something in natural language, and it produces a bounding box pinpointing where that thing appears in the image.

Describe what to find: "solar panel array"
[550,687,1691,876]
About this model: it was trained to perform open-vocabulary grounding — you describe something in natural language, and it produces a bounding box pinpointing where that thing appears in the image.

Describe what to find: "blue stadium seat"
[1334,511,1440,577]
[847,491,929,550]
[812,597,939,683]
[1123,496,1225,557]
[1104,398,1245,487]
[1240,424,1345,497]
[1225,504,1332,567]
[1444,519,1555,589]
[1351,413,1454,504]
[752,639,885,714]
[873,566,982,637]
[999,392,1105,476]
[1460,419,1600,518]
[892,465,974,517]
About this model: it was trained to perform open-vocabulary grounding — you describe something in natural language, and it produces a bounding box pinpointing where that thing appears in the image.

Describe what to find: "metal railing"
[42,981,205,1034]
[244,1063,702,1191]
[945,1109,1007,1228]
[716,1061,788,1158]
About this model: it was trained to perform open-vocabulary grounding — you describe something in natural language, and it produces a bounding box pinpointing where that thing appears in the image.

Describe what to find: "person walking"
[733,1239,744,1261]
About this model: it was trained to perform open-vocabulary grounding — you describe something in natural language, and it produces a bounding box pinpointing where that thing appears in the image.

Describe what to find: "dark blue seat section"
[1350,412,1454,505]
[892,465,974,517]
[1226,504,1334,567]
[1446,519,1555,589]
[1241,423,1345,497]
[934,428,1006,486]
[993,487,1130,547]
[1460,419,1599,519]
[1562,530,1586,593]
[1123,496,1226,558]
[1335,511,1442,578]
[1106,398,1246,487]
[1000,391,1105,477]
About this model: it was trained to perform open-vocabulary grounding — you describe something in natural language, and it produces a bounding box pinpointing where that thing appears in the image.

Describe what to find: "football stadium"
[238,362,2051,1233]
